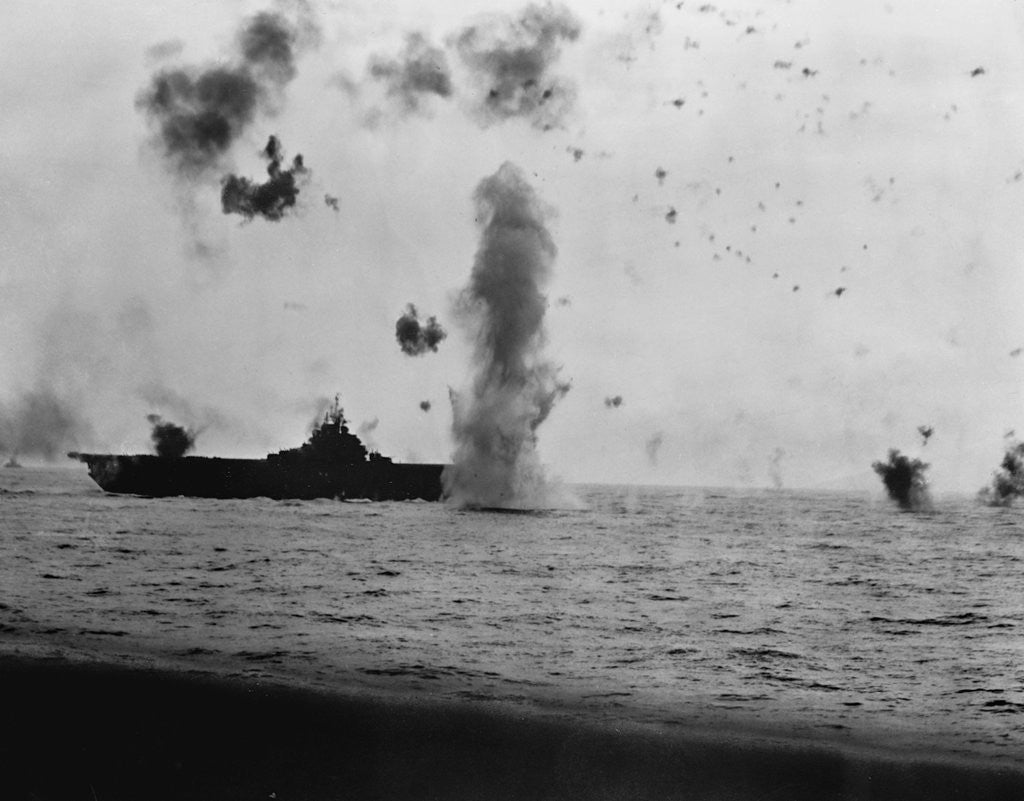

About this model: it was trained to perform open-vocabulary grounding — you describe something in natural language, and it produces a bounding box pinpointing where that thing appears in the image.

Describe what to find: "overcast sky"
[2,0,1023,492]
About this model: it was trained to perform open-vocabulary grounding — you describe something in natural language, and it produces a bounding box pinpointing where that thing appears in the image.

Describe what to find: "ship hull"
[69,454,446,501]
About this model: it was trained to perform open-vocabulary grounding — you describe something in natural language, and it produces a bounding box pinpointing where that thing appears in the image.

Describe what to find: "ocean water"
[2,466,1023,766]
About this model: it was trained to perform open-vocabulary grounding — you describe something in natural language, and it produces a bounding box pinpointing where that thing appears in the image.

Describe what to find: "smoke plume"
[137,382,232,436]
[221,135,309,221]
[604,395,623,408]
[358,417,379,451]
[443,162,571,508]
[645,432,664,466]
[918,425,934,446]
[0,388,89,462]
[451,3,582,130]
[872,449,931,510]
[420,400,432,412]
[147,414,196,458]
[395,304,448,355]
[977,439,1024,506]
[368,33,453,114]
[769,447,785,489]
[137,10,312,177]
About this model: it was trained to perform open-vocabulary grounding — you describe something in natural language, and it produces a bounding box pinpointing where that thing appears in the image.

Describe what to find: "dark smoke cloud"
[604,395,623,408]
[977,439,1024,506]
[238,10,303,85]
[451,3,582,130]
[324,194,340,212]
[444,162,572,508]
[872,449,931,510]
[147,414,196,458]
[918,425,934,446]
[420,400,432,412]
[221,135,309,221]
[137,10,313,177]
[0,387,90,462]
[368,33,453,114]
[395,304,448,356]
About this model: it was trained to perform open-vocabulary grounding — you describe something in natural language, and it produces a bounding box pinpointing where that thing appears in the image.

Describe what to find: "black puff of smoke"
[137,10,309,177]
[147,414,196,458]
[444,162,572,508]
[0,388,89,462]
[369,33,453,114]
[395,304,448,356]
[420,400,432,412]
[450,3,582,131]
[872,449,931,511]
[977,440,1024,506]
[604,395,623,408]
[221,135,308,221]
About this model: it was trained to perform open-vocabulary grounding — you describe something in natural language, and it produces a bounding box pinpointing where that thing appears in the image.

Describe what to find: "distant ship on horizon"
[69,397,445,501]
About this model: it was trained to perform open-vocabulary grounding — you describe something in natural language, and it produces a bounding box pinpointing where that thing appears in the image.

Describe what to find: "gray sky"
[2,0,1022,491]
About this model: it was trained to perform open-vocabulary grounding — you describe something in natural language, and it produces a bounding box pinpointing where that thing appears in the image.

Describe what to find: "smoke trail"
[451,3,582,130]
[221,135,309,221]
[137,9,313,178]
[0,388,89,462]
[395,304,448,355]
[604,395,623,408]
[368,33,453,114]
[444,162,572,508]
[147,414,196,458]
[977,439,1024,506]
[872,449,931,510]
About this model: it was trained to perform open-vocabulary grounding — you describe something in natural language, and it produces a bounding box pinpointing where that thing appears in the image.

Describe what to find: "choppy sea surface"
[2,467,1023,765]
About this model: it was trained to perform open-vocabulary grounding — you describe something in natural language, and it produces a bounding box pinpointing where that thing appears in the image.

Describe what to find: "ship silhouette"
[69,397,445,501]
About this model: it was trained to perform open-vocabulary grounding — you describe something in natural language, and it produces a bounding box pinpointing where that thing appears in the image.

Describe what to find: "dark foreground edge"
[2,655,1023,801]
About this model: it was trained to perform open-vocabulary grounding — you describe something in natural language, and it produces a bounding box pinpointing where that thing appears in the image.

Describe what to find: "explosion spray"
[872,449,931,510]
[443,162,571,508]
